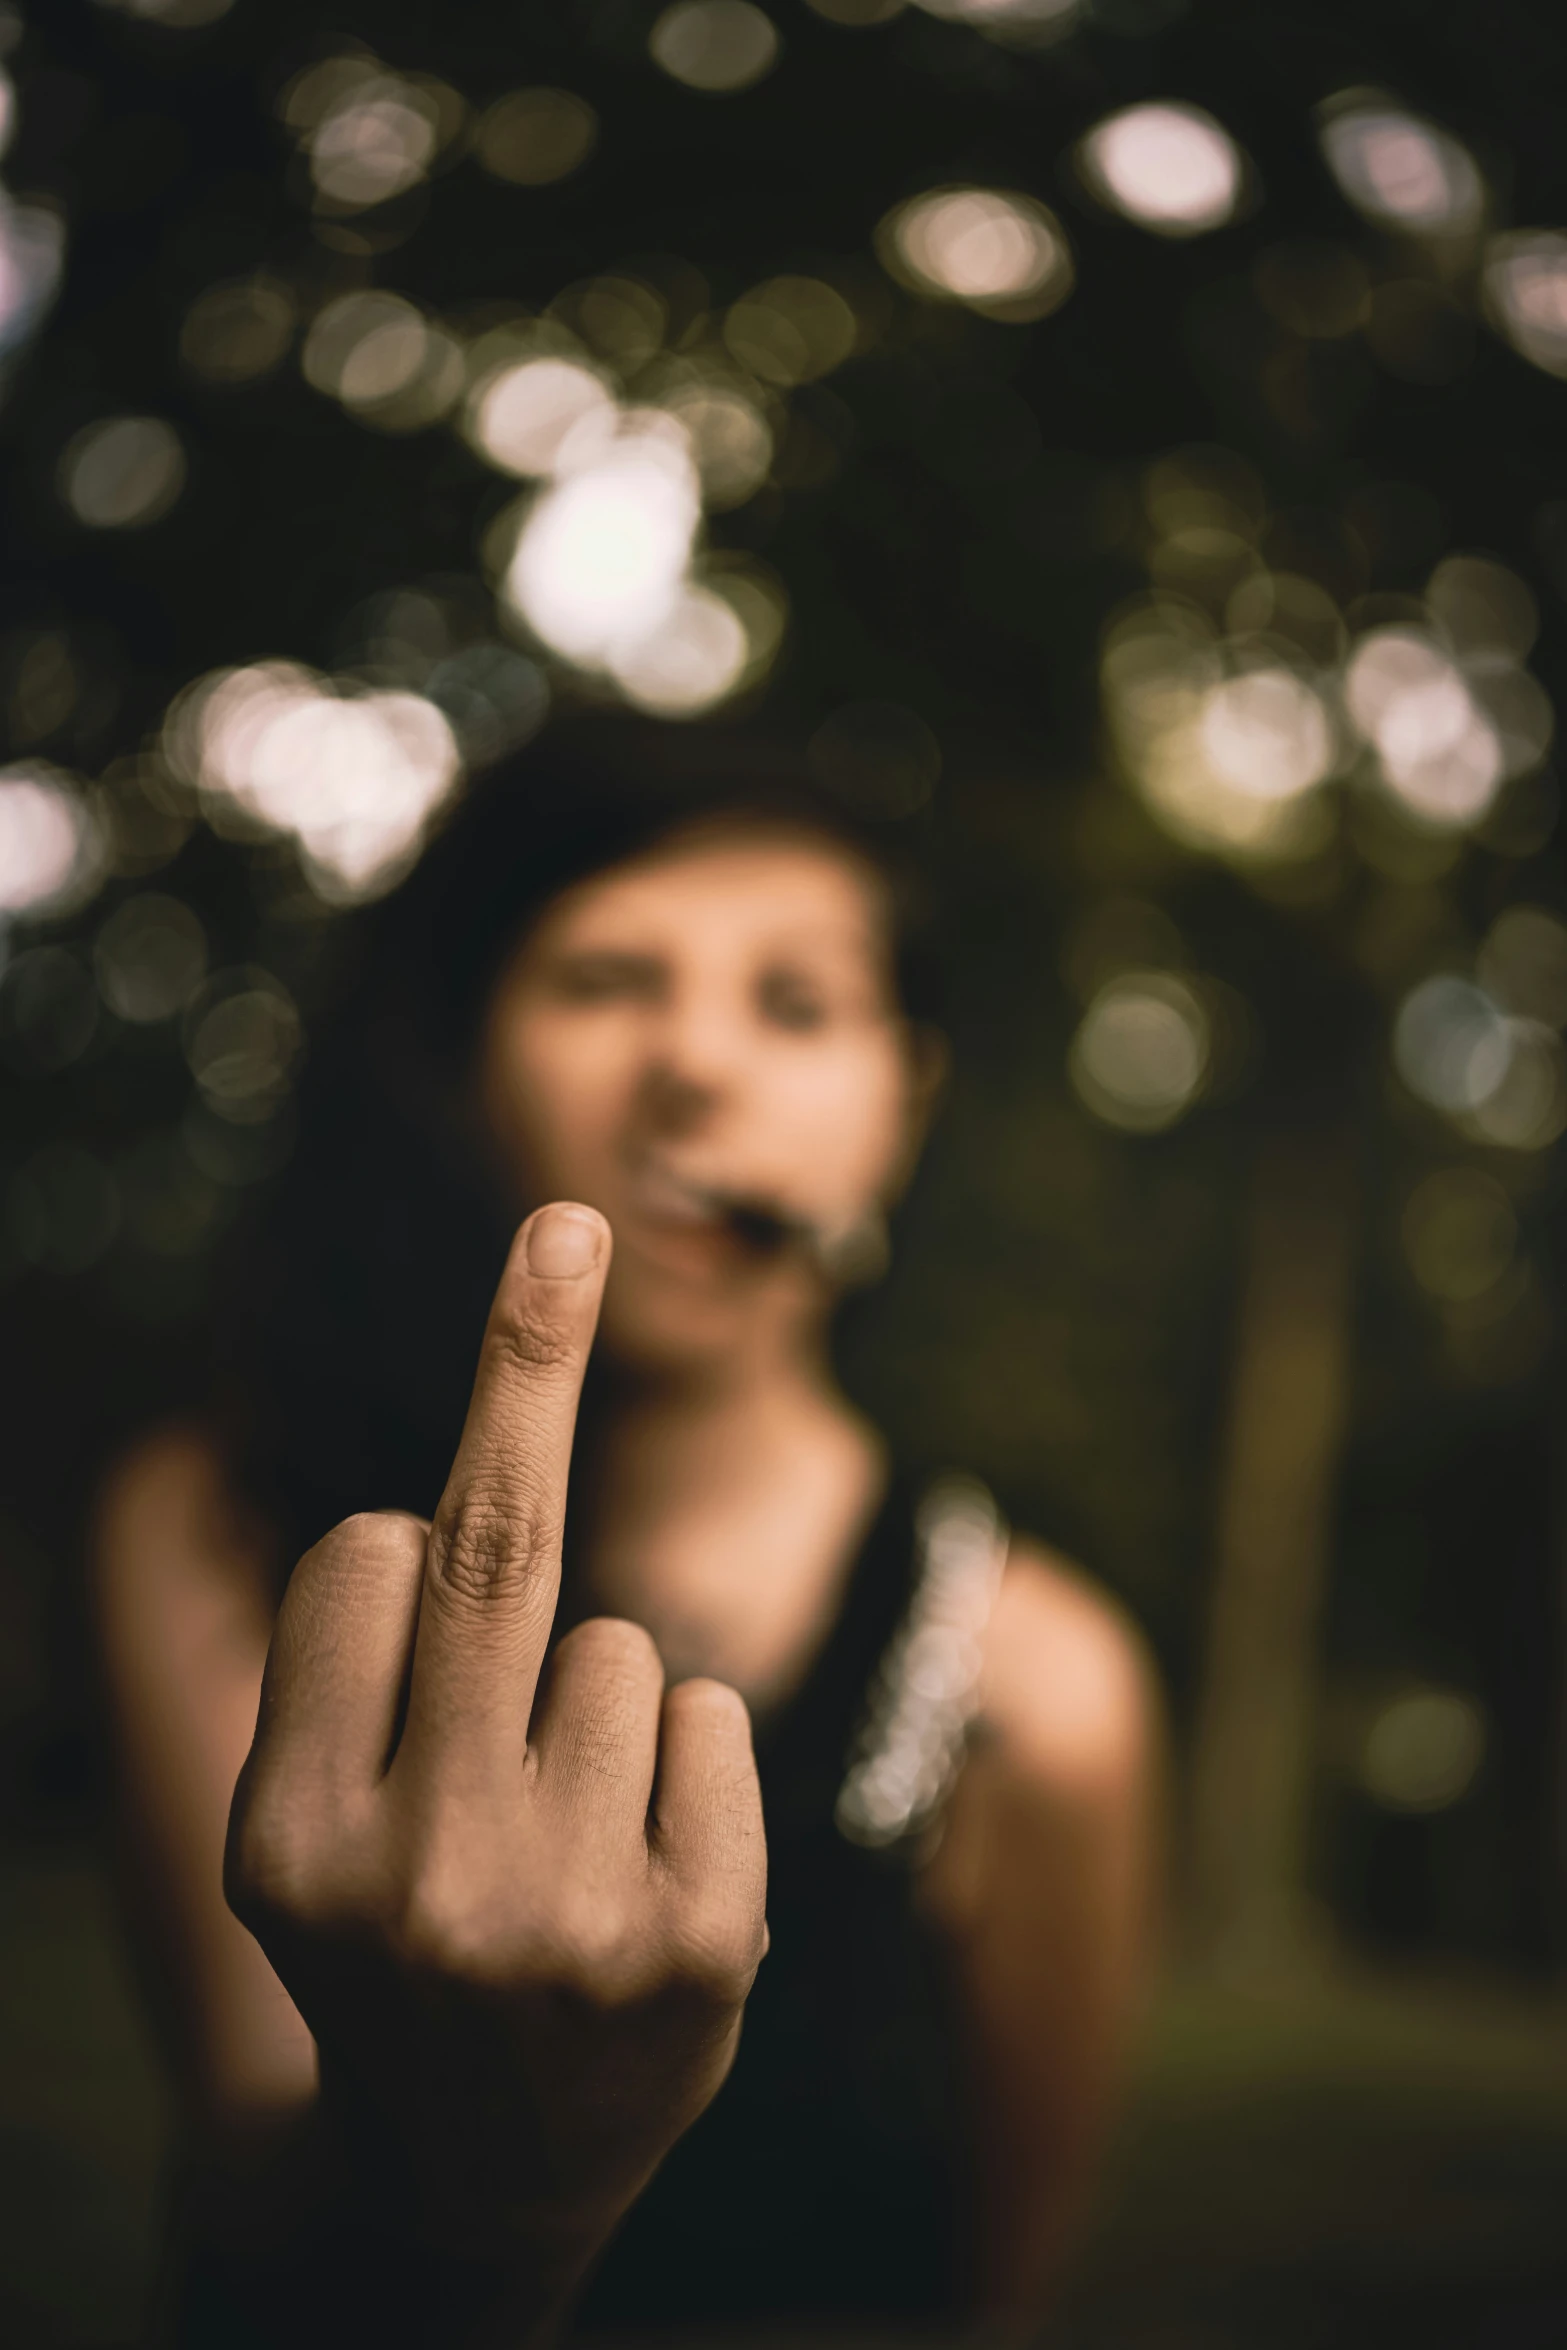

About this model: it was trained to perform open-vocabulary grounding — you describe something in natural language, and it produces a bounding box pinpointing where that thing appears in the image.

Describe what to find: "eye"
[758,967,829,1032]
[550,951,665,1004]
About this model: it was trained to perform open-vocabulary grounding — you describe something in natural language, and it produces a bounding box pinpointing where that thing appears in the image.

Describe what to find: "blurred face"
[478,822,927,1372]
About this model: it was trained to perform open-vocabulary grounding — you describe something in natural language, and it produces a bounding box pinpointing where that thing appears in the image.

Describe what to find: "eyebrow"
[551,918,882,961]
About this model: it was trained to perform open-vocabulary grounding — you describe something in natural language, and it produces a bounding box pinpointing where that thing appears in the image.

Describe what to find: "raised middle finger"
[398,1201,610,1786]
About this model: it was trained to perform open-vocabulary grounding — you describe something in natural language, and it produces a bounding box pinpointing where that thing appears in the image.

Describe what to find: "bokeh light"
[1078,103,1245,238]
[552,274,670,371]
[179,277,297,386]
[179,1097,295,1190]
[473,88,598,185]
[93,894,207,1024]
[1198,669,1335,803]
[330,587,551,769]
[1069,971,1210,1133]
[658,378,774,508]
[1318,97,1484,236]
[879,186,1073,321]
[302,292,463,431]
[650,0,780,91]
[1097,445,1560,876]
[1483,231,1567,380]
[1463,1021,1567,1151]
[608,582,750,714]
[58,417,186,529]
[1393,976,1511,1115]
[805,0,906,20]
[1101,601,1336,864]
[504,430,701,668]
[422,643,549,768]
[1477,906,1567,1028]
[1392,974,1567,1149]
[911,0,1079,42]
[99,757,195,881]
[165,665,462,901]
[1426,554,1538,661]
[0,765,101,916]
[723,276,857,385]
[1345,628,1512,831]
[183,968,300,1124]
[0,193,65,358]
[1062,896,1187,1006]
[1360,1688,1485,1812]
[281,60,456,214]
[1402,1167,1516,1305]
[314,87,434,209]
[465,356,615,477]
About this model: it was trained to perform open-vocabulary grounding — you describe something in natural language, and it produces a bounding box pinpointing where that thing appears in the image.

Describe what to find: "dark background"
[4,0,1567,2342]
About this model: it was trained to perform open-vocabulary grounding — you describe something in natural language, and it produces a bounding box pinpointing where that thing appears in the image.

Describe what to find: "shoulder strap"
[835,1474,1008,1851]
[750,1469,921,1829]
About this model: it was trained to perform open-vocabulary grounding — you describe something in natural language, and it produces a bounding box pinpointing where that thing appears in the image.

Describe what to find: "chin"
[595,1260,797,1379]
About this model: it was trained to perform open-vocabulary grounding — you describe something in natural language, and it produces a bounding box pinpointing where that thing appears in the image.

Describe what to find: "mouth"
[622,1156,809,1260]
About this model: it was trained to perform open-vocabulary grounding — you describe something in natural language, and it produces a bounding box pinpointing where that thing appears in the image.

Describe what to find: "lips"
[617,1154,809,1272]
[623,1156,729,1231]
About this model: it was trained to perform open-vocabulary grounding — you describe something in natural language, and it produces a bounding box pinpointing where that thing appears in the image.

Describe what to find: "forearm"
[94,1428,318,2119]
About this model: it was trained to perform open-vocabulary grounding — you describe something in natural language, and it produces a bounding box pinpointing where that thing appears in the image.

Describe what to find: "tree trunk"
[1186,1122,1358,1975]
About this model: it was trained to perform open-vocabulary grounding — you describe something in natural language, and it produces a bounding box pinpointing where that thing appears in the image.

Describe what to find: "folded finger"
[248,1510,428,1802]
[652,1678,767,1923]
[527,1615,666,1842]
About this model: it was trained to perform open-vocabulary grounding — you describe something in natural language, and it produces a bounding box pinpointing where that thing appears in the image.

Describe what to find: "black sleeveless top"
[571,1474,966,2337]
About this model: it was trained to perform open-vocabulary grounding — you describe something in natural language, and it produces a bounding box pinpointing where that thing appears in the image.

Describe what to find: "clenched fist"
[224,1203,768,2334]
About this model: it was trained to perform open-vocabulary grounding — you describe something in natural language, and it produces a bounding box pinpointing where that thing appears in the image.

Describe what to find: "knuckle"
[430,1488,558,1608]
[393,1870,642,2001]
[304,1510,423,1578]
[559,1614,665,1694]
[225,1783,326,1933]
[665,1899,759,2007]
[394,1871,506,1987]
[542,1894,640,1998]
[665,1675,750,1736]
[486,1309,578,1384]
[333,1508,401,1554]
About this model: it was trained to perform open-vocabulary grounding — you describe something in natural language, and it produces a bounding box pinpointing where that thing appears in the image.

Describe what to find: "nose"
[636,988,750,1134]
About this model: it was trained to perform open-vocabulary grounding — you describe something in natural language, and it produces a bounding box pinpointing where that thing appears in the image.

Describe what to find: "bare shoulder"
[98,1419,222,1527]
[921,1534,1161,1948]
[96,1420,228,1569]
[94,1420,275,1633]
[978,1536,1159,1799]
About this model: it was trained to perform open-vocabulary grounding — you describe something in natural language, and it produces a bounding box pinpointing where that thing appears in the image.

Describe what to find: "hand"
[224,1202,767,2316]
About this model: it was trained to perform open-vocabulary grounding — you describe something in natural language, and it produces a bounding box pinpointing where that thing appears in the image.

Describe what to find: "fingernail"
[525,1204,604,1278]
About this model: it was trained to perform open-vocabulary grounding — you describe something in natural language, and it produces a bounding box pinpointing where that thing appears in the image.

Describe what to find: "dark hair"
[217,716,946,1577]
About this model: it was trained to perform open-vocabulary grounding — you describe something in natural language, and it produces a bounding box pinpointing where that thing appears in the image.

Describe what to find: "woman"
[93,724,1159,2345]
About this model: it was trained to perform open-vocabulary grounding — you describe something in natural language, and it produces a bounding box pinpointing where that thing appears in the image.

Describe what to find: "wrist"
[320,2107,628,2347]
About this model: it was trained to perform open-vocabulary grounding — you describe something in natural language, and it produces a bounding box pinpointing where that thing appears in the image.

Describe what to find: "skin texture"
[93,826,1159,2344]
[226,1207,767,2338]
